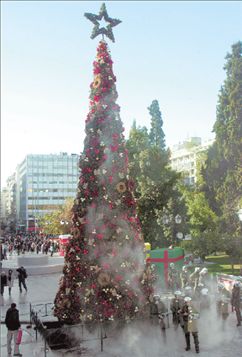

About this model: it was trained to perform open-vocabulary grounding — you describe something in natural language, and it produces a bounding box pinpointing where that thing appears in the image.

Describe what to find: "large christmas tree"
[54,4,153,324]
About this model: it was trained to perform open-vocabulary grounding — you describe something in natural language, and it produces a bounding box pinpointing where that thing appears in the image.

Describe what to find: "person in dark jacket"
[5,302,22,356]
[231,282,241,326]
[16,266,27,293]
[1,271,7,295]
[7,269,14,295]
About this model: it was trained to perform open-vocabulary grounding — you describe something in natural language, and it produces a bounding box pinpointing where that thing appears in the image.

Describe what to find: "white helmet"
[200,267,208,275]
[217,282,224,289]
[194,267,200,273]
[182,265,188,272]
[170,263,175,269]
[201,288,209,296]
[174,290,182,296]
[184,296,192,303]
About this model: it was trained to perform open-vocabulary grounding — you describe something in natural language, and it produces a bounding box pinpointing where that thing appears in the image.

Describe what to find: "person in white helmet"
[231,282,241,326]
[190,267,200,292]
[149,294,168,330]
[170,290,183,327]
[200,287,210,309]
[216,283,230,327]
[198,267,208,286]
[180,296,200,353]
[168,263,180,291]
[184,286,193,298]
[180,265,190,289]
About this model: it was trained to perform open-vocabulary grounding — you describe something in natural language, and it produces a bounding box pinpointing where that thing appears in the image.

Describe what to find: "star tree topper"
[84,3,121,43]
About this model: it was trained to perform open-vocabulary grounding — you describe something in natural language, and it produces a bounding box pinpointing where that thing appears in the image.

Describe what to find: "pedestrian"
[5,302,22,356]
[198,267,209,286]
[1,270,7,295]
[231,282,241,326]
[2,242,8,259]
[180,265,190,289]
[7,269,15,295]
[190,267,200,292]
[50,243,54,257]
[16,266,28,293]
[180,296,200,353]
[170,290,183,328]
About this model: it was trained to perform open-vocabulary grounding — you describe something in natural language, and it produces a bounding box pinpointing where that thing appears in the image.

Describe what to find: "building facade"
[169,137,214,185]
[0,174,17,232]
[15,152,79,231]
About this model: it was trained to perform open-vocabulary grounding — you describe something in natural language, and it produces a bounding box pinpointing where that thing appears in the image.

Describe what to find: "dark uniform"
[170,293,183,326]
[216,284,230,322]
[150,295,168,331]
[231,283,241,326]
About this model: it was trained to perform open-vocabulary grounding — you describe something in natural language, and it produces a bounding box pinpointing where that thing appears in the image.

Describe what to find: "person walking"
[7,269,15,295]
[180,296,200,353]
[1,270,7,296]
[231,282,241,326]
[16,266,28,293]
[190,267,201,292]
[5,302,22,356]
[170,290,183,328]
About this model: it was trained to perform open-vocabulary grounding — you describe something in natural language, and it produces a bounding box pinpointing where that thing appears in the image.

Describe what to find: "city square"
[1,1,242,357]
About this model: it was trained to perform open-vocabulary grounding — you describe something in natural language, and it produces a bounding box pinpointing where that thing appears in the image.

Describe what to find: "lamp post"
[162,214,183,245]
[60,220,69,234]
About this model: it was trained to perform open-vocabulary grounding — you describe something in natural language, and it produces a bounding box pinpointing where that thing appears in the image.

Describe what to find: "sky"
[1,1,242,187]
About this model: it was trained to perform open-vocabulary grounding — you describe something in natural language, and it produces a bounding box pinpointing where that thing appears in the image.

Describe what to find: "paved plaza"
[0,264,242,356]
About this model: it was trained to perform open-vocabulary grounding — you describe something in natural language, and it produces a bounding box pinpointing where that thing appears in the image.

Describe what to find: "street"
[0,272,242,356]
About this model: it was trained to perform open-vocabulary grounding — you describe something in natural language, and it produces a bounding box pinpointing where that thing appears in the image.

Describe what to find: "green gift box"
[147,247,184,287]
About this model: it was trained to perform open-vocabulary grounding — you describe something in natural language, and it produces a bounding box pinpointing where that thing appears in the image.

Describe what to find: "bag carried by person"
[16,328,23,345]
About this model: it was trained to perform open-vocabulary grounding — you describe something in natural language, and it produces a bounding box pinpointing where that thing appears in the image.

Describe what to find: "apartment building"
[0,174,17,228]
[169,137,214,185]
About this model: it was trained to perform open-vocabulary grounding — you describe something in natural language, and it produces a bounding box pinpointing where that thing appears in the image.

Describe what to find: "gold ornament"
[116,182,126,193]
[93,75,101,88]
[97,272,111,287]
[72,227,80,239]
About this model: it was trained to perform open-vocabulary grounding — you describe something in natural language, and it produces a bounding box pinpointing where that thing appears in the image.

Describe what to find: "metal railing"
[29,302,174,356]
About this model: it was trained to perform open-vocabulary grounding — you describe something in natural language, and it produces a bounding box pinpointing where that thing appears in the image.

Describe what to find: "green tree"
[203,42,242,225]
[38,198,73,234]
[183,188,222,259]
[127,102,184,248]
[148,99,165,149]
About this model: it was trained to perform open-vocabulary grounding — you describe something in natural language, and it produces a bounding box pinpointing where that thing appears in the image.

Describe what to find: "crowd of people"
[0,233,60,259]
[150,273,241,354]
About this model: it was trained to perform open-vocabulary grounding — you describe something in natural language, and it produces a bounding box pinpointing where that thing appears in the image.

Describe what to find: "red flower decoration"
[112,133,119,140]
[94,95,100,102]
[110,144,119,152]
[102,263,110,270]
